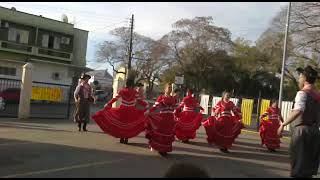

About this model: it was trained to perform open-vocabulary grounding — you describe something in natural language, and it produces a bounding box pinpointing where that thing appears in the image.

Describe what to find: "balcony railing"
[0,40,72,62]
[38,47,72,60]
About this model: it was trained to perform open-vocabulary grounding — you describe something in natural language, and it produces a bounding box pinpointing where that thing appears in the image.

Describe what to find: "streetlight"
[278,2,292,108]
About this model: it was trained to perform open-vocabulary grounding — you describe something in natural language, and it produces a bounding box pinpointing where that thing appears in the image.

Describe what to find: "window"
[53,37,61,49]
[8,28,29,44]
[0,66,16,76]
[42,34,49,47]
[48,36,54,48]
[42,34,60,49]
[61,37,70,45]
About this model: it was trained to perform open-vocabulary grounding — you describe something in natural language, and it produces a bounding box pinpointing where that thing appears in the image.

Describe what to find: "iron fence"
[0,78,21,117]
[0,78,73,119]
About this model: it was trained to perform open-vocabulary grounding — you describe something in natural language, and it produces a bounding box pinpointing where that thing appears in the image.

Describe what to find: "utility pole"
[278,2,291,108]
[127,14,134,76]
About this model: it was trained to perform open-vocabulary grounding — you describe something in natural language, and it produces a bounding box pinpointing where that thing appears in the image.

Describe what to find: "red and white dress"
[146,94,177,153]
[175,95,204,141]
[91,87,146,139]
[202,100,244,149]
[259,107,281,150]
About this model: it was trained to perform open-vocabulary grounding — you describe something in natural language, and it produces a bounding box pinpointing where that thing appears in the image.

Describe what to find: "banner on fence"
[211,96,239,116]
[241,98,254,126]
[200,94,210,115]
[211,97,221,116]
[281,101,294,131]
[31,87,62,102]
[260,99,270,121]
[230,98,239,106]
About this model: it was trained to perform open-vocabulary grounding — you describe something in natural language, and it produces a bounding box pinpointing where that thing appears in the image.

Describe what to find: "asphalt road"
[0,102,105,119]
[0,117,295,178]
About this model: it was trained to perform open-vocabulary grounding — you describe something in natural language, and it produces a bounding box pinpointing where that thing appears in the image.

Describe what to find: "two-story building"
[0,6,89,86]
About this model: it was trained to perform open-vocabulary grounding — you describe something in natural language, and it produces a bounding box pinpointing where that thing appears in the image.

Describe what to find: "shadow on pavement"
[0,137,290,178]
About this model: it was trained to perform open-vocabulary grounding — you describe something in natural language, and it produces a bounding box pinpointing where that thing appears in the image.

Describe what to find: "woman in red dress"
[135,83,149,111]
[202,91,243,153]
[259,100,283,152]
[174,89,204,143]
[145,83,177,156]
[91,77,146,144]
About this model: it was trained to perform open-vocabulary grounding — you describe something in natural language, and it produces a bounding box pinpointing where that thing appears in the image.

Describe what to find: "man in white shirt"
[278,65,320,178]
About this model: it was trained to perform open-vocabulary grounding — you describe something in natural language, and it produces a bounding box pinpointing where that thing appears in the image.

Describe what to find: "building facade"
[87,69,113,91]
[0,6,89,86]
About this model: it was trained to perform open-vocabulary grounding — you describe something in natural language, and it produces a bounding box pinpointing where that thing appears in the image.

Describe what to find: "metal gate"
[0,78,21,117]
[0,78,72,119]
[30,81,72,119]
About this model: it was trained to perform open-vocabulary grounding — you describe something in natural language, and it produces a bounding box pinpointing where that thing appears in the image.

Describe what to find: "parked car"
[0,88,21,103]
[94,90,111,102]
[0,97,5,111]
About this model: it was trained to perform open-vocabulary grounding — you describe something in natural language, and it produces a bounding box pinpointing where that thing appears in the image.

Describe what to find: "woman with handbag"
[73,74,95,132]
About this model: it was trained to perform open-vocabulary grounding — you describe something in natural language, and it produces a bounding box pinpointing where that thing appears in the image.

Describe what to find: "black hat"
[135,82,144,87]
[80,73,91,80]
[296,65,319,79]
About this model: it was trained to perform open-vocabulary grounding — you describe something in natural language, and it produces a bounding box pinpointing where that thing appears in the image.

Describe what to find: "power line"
[88,20,130,41]
[90,20,129,33]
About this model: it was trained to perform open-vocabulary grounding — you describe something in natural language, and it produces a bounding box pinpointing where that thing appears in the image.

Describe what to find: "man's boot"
[78,123,82,132]
[83,123,88,132]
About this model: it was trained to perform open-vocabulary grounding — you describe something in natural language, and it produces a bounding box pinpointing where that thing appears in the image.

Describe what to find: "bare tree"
[95,27,172,97]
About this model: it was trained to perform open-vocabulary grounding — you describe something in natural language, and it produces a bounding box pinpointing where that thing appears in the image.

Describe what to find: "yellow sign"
[241,98,254,126]
[31,87,62,102]
[260,99,270,121]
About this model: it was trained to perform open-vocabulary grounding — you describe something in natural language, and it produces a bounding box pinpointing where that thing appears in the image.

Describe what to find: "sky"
[0,2,288,74]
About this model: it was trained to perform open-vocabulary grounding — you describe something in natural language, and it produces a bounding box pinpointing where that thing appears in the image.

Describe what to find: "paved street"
[0,102,106,119]
[0,117,294,178]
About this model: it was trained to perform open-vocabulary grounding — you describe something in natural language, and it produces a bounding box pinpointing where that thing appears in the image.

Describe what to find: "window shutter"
[8,28,17,41]
[53,37,61,49]
[19,30,29,44]
[42,34,49,47]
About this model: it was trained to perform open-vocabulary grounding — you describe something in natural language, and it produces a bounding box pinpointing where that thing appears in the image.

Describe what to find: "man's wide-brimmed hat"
[296,65,319,79]
[135,82,144,87]
[80,73,91,80]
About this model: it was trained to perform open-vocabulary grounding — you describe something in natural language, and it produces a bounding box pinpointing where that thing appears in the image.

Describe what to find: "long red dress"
[259,107,281,150]
[175,95,204,141]
[202,100,244,149]
[91,87,146,139]
[146,94,177,153]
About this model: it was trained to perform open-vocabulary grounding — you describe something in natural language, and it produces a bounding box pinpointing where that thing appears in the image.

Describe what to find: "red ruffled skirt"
[175,111,203,141]
[202,115,243,149]
[91,105,146,139]
[259,120,281,149]
[145,112,176,153]
[232,115,244,139]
